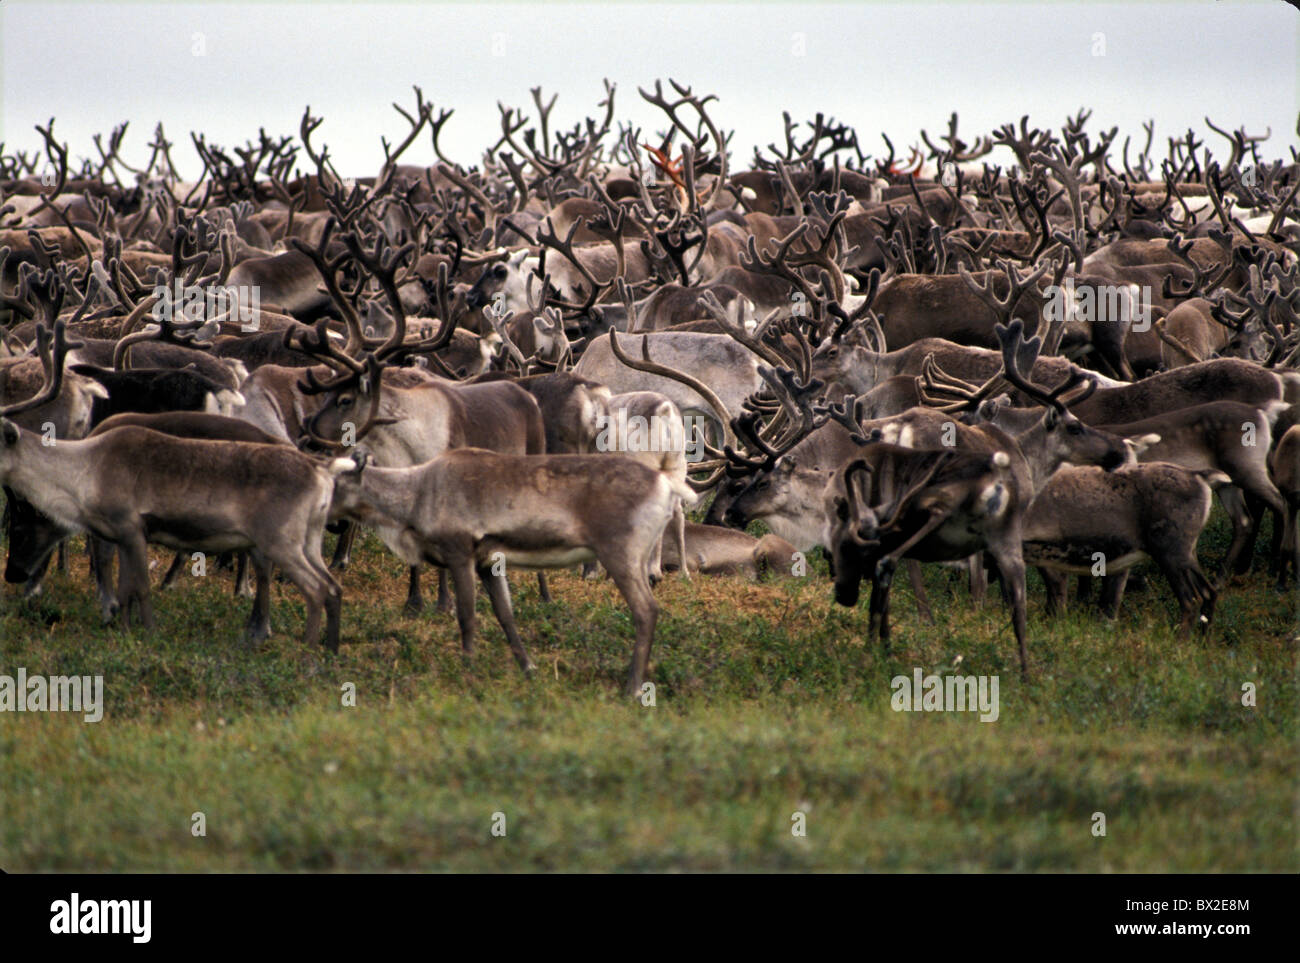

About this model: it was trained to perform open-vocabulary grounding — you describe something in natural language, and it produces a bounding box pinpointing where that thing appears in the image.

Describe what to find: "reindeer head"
[465,249,531,314]
[825,456,885,607]
[0,317,82,479]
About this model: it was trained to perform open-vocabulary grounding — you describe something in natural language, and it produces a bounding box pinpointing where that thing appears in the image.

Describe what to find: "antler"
[298,354,396,451]
[607,328,736,450]
[0,317,80,419]
[535,216,613,314]
[639,79,728,211]
[958,258,1050,325]
[914,353,1009,414]
[993,319,1097,413]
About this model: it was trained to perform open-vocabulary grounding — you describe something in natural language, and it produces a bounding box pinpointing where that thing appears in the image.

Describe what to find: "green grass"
[1,508,1295,871]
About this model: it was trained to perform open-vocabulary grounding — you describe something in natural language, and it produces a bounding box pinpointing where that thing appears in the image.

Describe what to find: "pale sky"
[3,1,1297,179]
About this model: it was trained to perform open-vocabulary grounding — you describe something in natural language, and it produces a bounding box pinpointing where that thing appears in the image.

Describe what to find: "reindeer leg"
[436,565,459,614]
[878,569,895,649]
[673,502,690,582]
[116,532,154,631]
[1277,500,1298,591]
[234,551,255,598]
[1194,565,1217,631]
[478,565,537,674]
[648,534,665,583]
[867,572,892,652]
[406,565,427,615]
[321,568,342,653]
[1162,556,1215,639]
[447,560,479,658]
[114,548,134,628]
[604,557,659,697]
[272,550,334,650]
[1269,504,1285,580]
[330,520,356,571]
[968,553,988,607]
[1040,567,1068,616]
[1217,485,1254,579]
[1237,472,1287,575]
[1075,575,1093,605]
[159,551,186,590]
[904,559,933,623]
[1232,491,1268,576]
[242,555,273,647]
[56,539,68,575]
[536,572,552,603]
[1099,570,1131,621]
[20,548,53,598]
[91,536,119,623]
[988,537,1029,679]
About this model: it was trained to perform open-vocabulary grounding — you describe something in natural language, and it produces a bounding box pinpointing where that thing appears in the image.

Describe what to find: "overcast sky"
[2,2,1296,179]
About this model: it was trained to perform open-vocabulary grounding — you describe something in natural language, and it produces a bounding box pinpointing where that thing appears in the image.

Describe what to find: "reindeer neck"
[4,433,96,531]
[1010,416,1059,494]
[352,464,425,528]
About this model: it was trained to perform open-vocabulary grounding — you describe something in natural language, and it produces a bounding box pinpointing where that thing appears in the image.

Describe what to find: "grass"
[0,507,1295,872]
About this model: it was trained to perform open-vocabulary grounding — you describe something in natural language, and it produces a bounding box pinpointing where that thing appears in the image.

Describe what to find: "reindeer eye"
[338,394,353,407]
[494,266,507,278]
[1066,421,1083,435]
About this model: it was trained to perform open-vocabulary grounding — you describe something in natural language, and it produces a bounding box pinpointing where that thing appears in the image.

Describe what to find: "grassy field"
[1,508,1295,872]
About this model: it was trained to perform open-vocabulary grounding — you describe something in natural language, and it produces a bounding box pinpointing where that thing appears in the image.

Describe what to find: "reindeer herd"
[1,82,1297,693]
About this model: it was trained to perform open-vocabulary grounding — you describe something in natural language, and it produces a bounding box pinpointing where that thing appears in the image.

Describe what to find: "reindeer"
[0,321,345,648]
[1021,462,1222,635]
[822,318,1131,675]
[660,524,798,580]
[573,330,765,443]
[1,266,109,596]
[976,395,1284,576]
[285,227,550,612]
[598,390,691,579]
[7,411,289,610]
[1270,425,1300,590]
[329,448,697,694]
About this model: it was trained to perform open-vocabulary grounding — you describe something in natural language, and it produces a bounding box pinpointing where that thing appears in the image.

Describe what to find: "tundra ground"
[1,509,1294,872]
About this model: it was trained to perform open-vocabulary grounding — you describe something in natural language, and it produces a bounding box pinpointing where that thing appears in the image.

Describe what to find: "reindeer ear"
[1125,433,1161,457]
[1,418,18,446]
